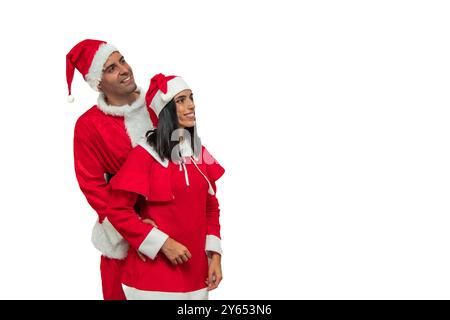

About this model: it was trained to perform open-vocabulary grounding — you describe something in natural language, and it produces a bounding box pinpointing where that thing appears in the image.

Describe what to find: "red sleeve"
[73,120,109,221]
[106,188,154,250]
[206,194,221,238]
[202,146,225,238]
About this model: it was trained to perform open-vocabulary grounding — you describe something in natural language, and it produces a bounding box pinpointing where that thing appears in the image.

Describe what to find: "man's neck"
[104,91,139,106]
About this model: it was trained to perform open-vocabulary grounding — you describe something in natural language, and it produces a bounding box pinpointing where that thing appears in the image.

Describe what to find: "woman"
[106,73,224,300]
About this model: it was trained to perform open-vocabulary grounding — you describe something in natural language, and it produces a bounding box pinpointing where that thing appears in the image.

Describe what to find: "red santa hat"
[145,73,190,127]
[66,39,118,102]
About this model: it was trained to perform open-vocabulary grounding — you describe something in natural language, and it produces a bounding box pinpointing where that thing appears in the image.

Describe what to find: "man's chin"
[124,82,138,93]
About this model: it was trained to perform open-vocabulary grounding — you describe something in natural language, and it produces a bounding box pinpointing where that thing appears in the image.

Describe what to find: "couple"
[67,39,224,300]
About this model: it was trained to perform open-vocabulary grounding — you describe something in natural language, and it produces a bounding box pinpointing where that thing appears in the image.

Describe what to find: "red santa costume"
[67,39,153,299]
[106,74,224,300]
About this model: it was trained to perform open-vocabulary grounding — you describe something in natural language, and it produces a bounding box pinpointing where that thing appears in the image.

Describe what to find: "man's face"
[98,51,137,98]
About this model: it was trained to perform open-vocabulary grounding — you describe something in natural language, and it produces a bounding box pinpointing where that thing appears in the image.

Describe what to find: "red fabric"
[145,74,177,105]
[106,188,154,250]
[202,146,225,193]
[74,107,132,222]
[109,146,173,202]
[203,148,224,237]
[74,106,134,299]
[206,194,221,238]
[100,256,126,300]
[145,73,177,127]
[106,144,224,293]
[66,39,106,95]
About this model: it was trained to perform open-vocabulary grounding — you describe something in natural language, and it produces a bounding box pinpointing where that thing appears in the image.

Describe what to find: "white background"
[0,0,449,299]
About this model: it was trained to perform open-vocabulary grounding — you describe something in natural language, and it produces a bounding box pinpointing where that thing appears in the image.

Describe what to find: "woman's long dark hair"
[146,99,201,162]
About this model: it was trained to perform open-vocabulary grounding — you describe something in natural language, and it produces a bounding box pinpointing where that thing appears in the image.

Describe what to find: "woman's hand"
[161,237,192,265]
[206,252,222,291]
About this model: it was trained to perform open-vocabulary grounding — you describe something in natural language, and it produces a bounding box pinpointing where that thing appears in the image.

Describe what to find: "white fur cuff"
[205,234,222,256]
[91,217,129,260]
[138,228,169,260]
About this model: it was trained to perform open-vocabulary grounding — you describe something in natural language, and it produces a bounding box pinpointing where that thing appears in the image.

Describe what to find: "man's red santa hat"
[66,39,118,102]
[145,73,190,127]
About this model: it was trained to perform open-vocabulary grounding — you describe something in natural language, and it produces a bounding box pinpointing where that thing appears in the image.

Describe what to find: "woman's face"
[174,89,196,128]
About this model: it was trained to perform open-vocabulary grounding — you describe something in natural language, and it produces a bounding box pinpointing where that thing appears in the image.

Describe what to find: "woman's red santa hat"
[66,39,118,102]
[145,73,190,127]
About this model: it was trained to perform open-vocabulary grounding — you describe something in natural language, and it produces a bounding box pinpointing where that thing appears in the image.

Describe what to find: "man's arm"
[73,121,109,220]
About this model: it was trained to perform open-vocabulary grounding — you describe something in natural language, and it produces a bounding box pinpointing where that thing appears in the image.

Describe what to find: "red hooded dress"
[107,142,224,299]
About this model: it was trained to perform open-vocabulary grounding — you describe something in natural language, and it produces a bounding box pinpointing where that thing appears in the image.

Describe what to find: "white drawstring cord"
[177,156,214,195]
[179,160,190,186]
[191,157,215,195]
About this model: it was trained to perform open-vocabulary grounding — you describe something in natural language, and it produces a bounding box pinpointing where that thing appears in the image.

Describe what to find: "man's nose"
[118,64,130,75]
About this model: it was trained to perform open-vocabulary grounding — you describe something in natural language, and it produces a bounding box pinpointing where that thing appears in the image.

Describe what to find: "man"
[66,39,154,299]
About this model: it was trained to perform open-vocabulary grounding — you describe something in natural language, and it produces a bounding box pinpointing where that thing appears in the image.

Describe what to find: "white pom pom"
[67,95,75,103]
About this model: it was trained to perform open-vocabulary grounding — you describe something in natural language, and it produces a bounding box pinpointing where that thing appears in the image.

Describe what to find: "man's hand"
[161,238,192,265]
[205,252,222,291]
[137,218,157,262]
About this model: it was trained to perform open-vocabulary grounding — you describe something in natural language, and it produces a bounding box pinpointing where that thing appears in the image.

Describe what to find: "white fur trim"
[138,139,169,168]
[205,234,222,256]
[96,87,146,116]
[91,217,129,259]
[97,88,153,147]
[85,43,118,91]
[138,227,169,260]
[124,107,153,147]
[151,77,190,116]
[123,285,208,300]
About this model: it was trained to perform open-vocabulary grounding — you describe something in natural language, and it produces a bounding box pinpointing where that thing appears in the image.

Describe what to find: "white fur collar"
[96,87,146,116]
[96,88,153,147]
[124,104,153,147]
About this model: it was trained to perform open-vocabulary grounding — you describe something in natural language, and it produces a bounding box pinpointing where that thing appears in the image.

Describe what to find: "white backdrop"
[0,0,449,299]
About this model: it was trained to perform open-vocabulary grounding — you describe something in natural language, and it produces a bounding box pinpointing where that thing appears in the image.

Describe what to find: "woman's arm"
[107,188,192,264]
[106,189,168,259]
[205,192,223,256]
